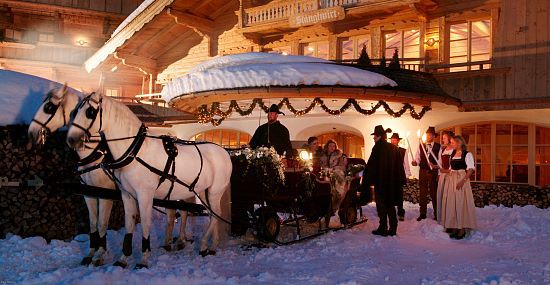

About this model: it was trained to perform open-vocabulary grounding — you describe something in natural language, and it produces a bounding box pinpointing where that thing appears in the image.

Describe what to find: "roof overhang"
[169,85,460,114]
[84,0,175,73]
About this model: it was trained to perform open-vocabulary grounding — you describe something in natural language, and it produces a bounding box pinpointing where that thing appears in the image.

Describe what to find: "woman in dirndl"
[439,135,477,239]
[436,131,454,223]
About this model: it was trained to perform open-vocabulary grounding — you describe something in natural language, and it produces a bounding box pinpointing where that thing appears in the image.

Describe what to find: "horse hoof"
[200,250,216,257]
[175,243,185,251]
[162,245,172,252]
[113,261,127,268]
[92,259,104,267]
[80,257,93,266]
[134,263,148,270]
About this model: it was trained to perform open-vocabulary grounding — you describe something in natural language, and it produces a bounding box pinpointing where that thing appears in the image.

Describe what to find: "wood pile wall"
[0,125,124,241]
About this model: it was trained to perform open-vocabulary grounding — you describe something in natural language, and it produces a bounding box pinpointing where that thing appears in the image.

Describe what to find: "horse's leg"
[199,192,214,255]
[81,197,98,265]
[92,199,113,266]
[200,184,229,256]
[163,209,176,251]
[113,192,138,268]
[135,194,154,269]
[175,211,188,251]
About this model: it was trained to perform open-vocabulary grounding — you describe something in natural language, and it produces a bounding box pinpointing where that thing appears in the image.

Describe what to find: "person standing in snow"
[389,133,411,221]
[411,126,441,221]
[436,131,454,224]
[364,125,404,236]
[438,135,477,239]
[249,104,293,156]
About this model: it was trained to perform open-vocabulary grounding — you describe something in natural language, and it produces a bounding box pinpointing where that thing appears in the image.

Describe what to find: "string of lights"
[197,97,431,126]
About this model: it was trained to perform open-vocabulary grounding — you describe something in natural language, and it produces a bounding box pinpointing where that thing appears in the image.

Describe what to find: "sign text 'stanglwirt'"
[289,6,345,28]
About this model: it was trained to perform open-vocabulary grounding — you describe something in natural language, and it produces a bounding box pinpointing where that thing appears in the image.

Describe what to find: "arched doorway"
[316,132,365,159]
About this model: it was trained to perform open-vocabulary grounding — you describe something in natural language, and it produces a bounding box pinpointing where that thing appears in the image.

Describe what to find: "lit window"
[301,42,329,59]
[105,88,119,97]
[384,29,420,69]
[269,46,291,55]
[536,126,550,186]
[446,123,548,186]
[191,129,251,148]
[39,33,54,43]
[340,35,370,61]
[4,29,22,42]
[449,20,491,71]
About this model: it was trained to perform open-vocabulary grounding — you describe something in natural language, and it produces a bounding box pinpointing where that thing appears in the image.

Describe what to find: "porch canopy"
[161,52,461,125]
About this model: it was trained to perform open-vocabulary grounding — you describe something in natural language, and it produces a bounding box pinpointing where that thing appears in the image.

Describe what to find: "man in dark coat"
[363,125,405,236]
[390,133,410,221]
[249,104,293,156]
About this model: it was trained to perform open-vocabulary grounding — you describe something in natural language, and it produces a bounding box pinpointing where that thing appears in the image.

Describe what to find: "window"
[340,35,370,61]
[536,126,550,186]
[4,28,22,42]
[446,123,549,186]
[301,41,329,59]
[105,88,120,97]
[449,20,491,71]
[461,124,491,182]
[494,124,528,183]
[269,46,291,55]
[384,29,420,59]
[39,33,54,43]
[191,129,251,148]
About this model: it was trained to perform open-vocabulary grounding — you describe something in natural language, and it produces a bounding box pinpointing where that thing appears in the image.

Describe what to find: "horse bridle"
[71,93,102,140]
[32,90,68,142]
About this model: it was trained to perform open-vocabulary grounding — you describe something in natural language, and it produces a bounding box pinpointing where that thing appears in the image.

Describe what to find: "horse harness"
[32,90,68,138]
[71,94,102,139]
[98,124,205,201]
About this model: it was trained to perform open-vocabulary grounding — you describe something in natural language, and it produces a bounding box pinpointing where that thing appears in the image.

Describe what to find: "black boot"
[372,228,388,237]
[387,229,397,236]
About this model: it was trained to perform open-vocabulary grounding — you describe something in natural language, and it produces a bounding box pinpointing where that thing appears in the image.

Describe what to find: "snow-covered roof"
[84,0,174,73]
[111,0,157,37]
[0,70,82,126]
[161,52,397,102]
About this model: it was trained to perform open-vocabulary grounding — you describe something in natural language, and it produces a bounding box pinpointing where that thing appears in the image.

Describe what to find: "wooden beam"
[211,0,237,19]
[191,0,216,14]
[166,8,214,35]
[135,21,178,56]
[155,29,196,59]
[114,52,157,75]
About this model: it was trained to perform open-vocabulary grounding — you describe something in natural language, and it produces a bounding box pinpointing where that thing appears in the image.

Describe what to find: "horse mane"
[102,95,142,133]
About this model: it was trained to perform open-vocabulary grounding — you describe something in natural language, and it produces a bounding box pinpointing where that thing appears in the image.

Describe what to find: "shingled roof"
[344,65,461,106]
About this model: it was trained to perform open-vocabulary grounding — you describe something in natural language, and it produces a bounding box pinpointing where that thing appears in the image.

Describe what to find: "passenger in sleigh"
[318,139,348,223]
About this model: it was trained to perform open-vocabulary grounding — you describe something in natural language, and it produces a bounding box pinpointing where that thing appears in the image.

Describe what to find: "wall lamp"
[76,39,88,46]
[425,38,439,47]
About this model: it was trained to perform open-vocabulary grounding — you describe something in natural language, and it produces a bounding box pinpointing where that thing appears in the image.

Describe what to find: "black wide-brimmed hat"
[426,126,438,136]
[390,133,402,140]
[268,104,284,115]
[371,125,392,136]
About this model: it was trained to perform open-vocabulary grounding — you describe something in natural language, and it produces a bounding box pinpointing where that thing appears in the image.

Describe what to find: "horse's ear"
[62,82,68,94]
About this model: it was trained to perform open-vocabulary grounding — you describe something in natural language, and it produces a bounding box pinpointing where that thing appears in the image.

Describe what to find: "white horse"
[28,86,189,267]
[66,92,232,269]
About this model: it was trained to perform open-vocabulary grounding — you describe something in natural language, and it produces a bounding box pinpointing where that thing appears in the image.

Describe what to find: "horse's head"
[67,91,103,149]
[28,83,73,145]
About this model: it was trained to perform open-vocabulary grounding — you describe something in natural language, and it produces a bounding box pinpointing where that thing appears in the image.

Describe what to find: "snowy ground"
[1,202,549,285]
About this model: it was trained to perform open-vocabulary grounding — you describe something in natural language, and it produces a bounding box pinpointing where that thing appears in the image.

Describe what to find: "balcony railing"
[243,0,359,27]
[334,58,425,72]
[334,58,495,74]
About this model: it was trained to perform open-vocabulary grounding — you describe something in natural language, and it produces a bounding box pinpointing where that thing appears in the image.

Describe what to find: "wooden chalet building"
[53,0,550,187]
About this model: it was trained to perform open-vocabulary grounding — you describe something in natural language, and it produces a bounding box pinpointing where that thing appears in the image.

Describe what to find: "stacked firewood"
[0,125,124,241]
[402,178,549,208]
